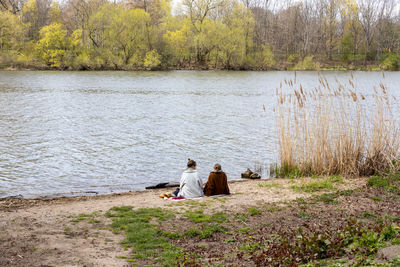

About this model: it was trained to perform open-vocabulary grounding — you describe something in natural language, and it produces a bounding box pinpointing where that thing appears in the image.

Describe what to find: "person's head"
[214,163,221,171]
[187,158,197,169]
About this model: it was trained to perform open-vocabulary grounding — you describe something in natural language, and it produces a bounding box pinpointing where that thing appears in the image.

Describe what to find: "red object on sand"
[171,196,184,200]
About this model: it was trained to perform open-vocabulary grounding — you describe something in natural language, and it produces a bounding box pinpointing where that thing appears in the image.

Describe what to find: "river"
[0,70,399,198]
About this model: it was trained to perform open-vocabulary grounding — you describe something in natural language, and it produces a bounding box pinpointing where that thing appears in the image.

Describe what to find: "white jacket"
[178,168,204,199]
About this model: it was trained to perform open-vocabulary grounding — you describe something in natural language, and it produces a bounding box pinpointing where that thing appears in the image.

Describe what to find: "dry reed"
[275,72,400,177]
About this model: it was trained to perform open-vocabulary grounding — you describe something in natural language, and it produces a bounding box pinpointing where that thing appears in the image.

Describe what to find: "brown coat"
[203,171,230,196]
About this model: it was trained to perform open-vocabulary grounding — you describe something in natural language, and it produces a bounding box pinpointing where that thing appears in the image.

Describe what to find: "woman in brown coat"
[203,164,230,196]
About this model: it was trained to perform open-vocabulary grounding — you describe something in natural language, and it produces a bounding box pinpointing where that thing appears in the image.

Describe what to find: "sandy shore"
[0,178,367,266]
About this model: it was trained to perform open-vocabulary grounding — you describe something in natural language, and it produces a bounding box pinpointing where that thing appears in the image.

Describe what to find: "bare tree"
[358,0,379,61]
[0,0,26,13]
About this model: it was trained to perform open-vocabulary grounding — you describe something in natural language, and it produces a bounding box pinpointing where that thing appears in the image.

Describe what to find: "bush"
[294,56,317,70]
[287,54,299,63]
[380,53,399,71]
[261,45,276,68]
[144,50,161,70]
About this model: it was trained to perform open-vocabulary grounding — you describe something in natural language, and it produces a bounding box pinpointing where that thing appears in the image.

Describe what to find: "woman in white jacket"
[174,159,204,199]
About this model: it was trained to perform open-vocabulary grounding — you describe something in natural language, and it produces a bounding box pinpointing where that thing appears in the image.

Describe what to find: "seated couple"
[173,159,230,199]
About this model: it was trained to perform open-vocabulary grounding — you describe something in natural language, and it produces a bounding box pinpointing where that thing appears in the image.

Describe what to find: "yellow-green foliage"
[261,45,276,68]
[294,56,317,70]
[88,4,151,68]
[380,53,399,71]
[22,0,61,39]
[1,0,398,70]
[35,23,68,67]
[0,10,24,51]
[144,50,161,69]
[287,54,299,63]
[163,20,192,65]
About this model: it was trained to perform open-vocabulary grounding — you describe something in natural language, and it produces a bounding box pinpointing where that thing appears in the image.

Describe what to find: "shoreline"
[0,178,265,211]
[0,178,254,202]
[0,65,395,72]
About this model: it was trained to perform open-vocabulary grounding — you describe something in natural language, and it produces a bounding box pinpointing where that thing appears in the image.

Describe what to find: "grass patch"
[339,190,354,196]
[239,242,263,252]
[167,199,211,208]
[183,210,227,224]
[371,196,383,202]
[183,210,210,223]
[361,212,376,218]
[248,208,262,216]
[265,205,284,212]
[162,232,183,240]
[70,212,100,223]
[105,206,182,265]
[184,224,227,239]
[367,176,389,188]
[237,227,251,234]
[234,213,248,222]
[291,176,344,193]
[367,173,400,193]
[316,193,340,204]
[258,182,282,188]
[298,212,311,219]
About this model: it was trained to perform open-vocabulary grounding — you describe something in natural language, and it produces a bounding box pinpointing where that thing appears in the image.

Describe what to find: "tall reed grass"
[275,72,400,177]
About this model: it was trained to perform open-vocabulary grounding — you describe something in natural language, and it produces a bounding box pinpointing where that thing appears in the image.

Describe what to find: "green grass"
[371,196,383,202]
[224,238,236,243]
[367,172,400,193]
[316,193,340,204]
[70,212,100,223]
[237,227,251,234]
[184,224,227,239]
[258,182,282,188]
[298,212,311,219]
[339,190,354,196]
[274,163,304,178]
[105,206,182,265]
[265,205,284,212]
[183,210,227,224]
[248,208,262,216]
[367,176,389,188]
[291,175,344,193]
[239,242,263,252]
[233,213,248,222]
[361,212,376,218]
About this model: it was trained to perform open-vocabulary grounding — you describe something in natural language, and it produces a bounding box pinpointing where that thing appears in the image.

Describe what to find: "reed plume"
[275,72,400,177]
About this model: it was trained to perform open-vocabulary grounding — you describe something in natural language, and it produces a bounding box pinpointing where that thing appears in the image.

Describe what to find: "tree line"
[0,0,399,70]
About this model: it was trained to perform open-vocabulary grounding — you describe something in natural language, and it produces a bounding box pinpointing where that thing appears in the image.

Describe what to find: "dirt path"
[0,178,366,266]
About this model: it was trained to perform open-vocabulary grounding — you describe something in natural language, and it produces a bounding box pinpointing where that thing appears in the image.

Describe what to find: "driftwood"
[145,182,180,190]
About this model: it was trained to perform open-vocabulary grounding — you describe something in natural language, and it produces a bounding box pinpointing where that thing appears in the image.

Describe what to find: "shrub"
[144,50,161,69]
[380,53,399,71]
[287,54,299,63]
[294,56,316,70]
